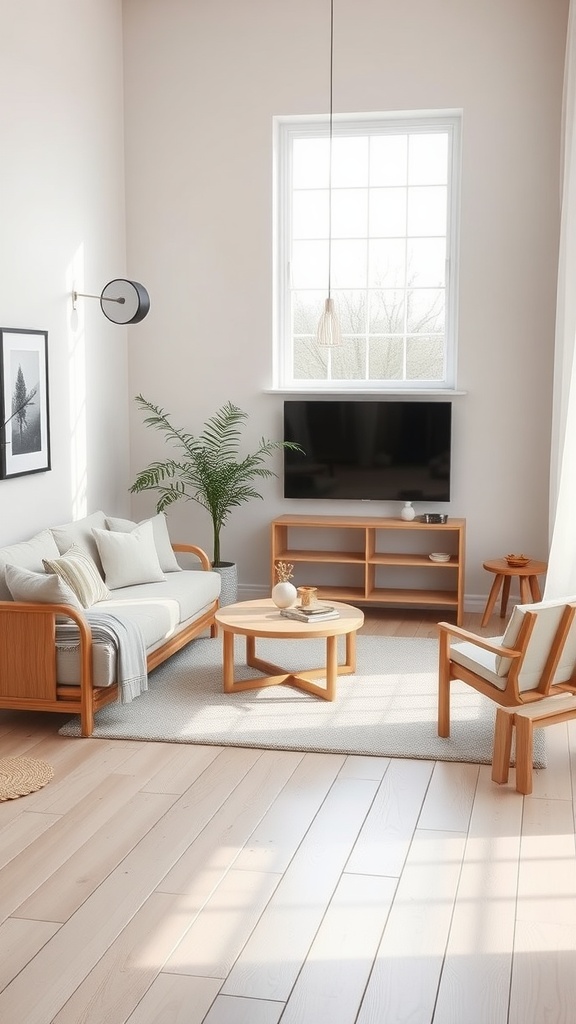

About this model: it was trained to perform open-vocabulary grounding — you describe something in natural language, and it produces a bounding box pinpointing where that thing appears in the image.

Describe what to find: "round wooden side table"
[480,558,548,628]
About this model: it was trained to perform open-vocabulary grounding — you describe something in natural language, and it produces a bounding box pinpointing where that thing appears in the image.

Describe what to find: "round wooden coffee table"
[214,598,364,701]
[481,557,547,627]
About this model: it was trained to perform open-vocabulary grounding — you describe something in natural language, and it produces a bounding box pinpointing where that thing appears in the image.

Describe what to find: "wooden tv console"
[271,514,465,625]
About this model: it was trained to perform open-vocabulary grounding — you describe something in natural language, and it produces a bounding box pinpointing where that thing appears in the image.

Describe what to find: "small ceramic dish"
[429,552,451,562]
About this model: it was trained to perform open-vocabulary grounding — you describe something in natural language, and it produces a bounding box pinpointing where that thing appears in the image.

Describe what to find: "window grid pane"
[278,114,459,389]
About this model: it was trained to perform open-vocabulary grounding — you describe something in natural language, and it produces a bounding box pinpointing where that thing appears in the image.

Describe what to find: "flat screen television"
[283,400,451,502]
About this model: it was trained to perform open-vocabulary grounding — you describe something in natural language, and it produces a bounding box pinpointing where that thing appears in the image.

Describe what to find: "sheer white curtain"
[545,0,576,598]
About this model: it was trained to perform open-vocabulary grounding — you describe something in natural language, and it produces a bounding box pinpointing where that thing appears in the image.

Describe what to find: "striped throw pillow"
[43,544,110,608]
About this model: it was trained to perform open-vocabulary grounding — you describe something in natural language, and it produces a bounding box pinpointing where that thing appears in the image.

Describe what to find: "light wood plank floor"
[1,608,576,1024]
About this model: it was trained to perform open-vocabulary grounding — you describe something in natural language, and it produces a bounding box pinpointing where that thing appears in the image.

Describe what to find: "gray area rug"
[58,634,545,766]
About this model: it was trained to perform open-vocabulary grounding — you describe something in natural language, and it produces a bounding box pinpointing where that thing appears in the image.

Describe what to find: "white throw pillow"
[105,513,181,572]
[0,529,62,601]
[5,563,84,614]
[43,544,110,608]
[92,520,165,589]
[50,510,107,573]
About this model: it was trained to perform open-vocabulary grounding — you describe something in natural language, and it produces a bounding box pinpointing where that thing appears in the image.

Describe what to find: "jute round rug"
[0,757,54,801]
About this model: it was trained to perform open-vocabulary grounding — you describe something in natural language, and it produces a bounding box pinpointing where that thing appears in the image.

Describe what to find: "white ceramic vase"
[400,501,416,521]
[271,581,298,608]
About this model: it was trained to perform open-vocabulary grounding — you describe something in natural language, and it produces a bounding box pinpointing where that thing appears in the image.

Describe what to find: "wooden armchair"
[438,598,576,791]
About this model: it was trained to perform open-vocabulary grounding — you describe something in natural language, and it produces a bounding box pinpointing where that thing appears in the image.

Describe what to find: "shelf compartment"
[311,585,367,602]
[367,587,459,607]
[368,553,458,567]
[274,548,365,564]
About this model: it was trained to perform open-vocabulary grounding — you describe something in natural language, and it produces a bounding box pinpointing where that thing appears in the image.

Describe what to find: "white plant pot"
[271,581,298,608]
[213,562,238,606]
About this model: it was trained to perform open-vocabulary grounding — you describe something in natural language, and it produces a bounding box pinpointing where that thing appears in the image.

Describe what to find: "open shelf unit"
[271,513,466,625]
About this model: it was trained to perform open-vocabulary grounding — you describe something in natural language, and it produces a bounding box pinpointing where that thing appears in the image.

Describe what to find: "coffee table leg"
[222,629,236,693]
[345,629,357,672]
[325,635,337,700]
[246,634,256,664]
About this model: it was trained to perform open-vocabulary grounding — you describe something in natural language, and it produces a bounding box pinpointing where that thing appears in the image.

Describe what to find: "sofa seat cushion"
[92,569,221,646]
[57,638,117,689]
[0,529,61,601]
[56,568,220,688]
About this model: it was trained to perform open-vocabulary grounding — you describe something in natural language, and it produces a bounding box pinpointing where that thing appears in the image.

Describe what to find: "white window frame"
[272,109,462,393]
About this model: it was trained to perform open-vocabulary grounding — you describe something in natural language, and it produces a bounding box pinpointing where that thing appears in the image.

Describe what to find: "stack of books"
[280,604,339,623]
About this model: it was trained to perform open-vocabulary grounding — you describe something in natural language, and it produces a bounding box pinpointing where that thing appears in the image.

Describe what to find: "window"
[273,111,461,391]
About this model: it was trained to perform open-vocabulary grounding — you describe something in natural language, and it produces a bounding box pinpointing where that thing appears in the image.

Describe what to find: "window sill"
[263,387,467,396]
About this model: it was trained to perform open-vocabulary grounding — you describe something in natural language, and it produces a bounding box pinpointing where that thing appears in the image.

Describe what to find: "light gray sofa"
[0,510,221,736]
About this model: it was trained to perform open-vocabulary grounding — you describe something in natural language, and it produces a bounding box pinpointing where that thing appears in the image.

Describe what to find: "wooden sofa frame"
[0,543,219,737]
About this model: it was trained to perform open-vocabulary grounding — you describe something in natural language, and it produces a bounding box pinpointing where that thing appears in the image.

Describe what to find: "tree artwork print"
[11,356,40,455]
[0,329,50,478]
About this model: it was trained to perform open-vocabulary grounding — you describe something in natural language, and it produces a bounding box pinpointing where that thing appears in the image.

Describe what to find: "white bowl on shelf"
[429,552,451,562]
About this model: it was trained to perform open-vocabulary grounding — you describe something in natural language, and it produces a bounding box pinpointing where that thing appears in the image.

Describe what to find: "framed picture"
[0,328,50,479]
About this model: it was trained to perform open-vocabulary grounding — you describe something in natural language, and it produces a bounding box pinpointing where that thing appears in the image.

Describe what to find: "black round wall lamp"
[72,279,151,324]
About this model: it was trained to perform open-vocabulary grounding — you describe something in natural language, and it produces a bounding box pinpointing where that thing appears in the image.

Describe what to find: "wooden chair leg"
[514,715,534,795]
[438,632,451,737]
[492,707,514,785]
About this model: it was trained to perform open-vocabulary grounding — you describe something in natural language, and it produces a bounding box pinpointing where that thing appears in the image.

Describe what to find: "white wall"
[0,0,131,545]
[123,0,568,607]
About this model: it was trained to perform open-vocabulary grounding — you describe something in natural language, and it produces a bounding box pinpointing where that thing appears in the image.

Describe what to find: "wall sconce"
[72,279,150,324]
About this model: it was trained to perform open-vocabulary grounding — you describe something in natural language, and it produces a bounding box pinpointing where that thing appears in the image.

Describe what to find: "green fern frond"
[131,396,303,564]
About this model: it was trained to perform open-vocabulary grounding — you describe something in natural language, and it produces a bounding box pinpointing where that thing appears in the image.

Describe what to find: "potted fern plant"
[130,395,302,604]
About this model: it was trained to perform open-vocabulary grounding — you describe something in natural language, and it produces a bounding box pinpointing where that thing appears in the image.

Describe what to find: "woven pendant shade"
[316,298,342,347]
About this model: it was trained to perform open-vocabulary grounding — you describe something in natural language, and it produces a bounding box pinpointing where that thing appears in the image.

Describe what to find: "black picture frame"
[0,328,50,479]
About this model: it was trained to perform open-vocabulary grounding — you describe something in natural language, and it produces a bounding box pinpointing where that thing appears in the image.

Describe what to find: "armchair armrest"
[172,543,212,571]
[437,620,522,659]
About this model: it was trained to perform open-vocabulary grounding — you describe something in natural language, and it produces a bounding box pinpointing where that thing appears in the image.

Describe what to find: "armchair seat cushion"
[450,637,507,690]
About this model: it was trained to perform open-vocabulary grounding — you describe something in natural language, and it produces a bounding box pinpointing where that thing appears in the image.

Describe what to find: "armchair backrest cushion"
[496,596,576,691]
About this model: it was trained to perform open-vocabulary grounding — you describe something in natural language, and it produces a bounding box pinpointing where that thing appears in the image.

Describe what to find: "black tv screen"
[284,400,451,502]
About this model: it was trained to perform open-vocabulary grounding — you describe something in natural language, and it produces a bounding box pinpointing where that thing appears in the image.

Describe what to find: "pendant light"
[316,0,342,347]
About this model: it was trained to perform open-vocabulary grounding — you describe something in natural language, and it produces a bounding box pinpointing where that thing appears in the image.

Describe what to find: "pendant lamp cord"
[327,0,335,301]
